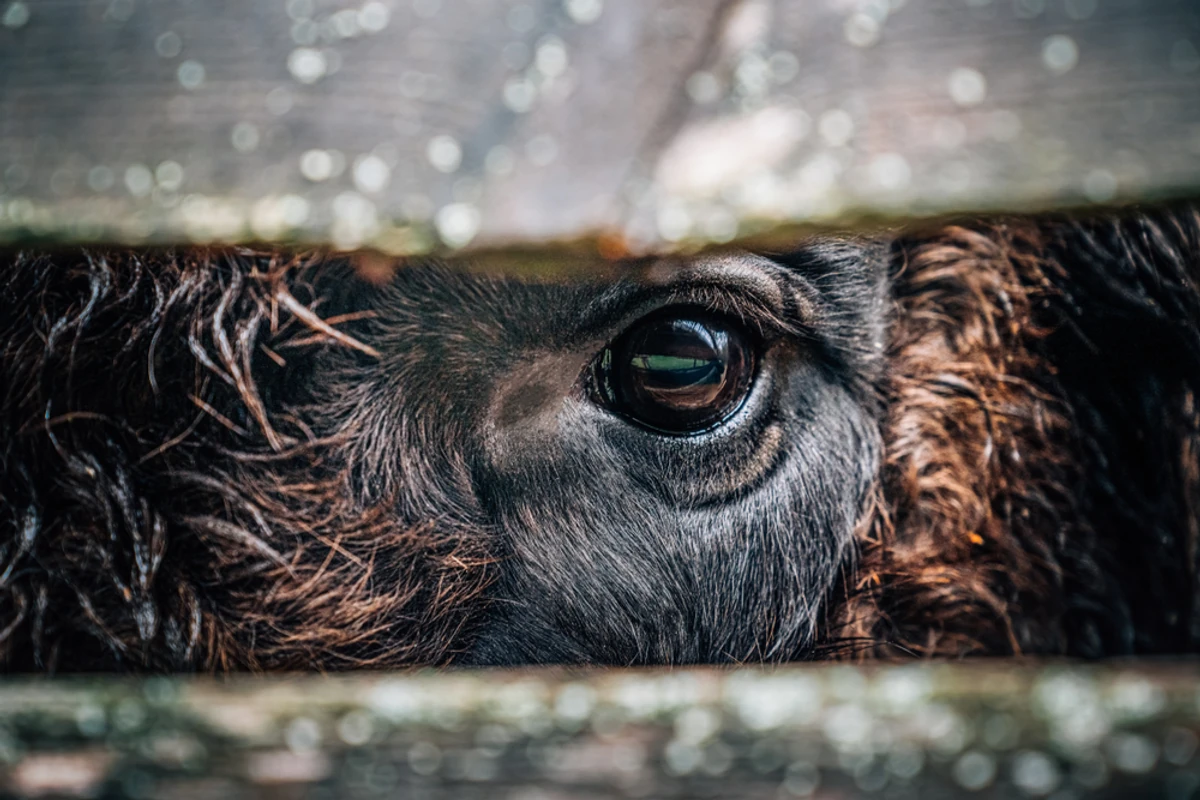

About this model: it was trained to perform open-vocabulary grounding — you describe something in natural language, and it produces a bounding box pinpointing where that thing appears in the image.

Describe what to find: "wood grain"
[0,0,1197,251]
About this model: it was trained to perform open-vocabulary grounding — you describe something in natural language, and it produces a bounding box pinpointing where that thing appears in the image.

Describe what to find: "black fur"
[1038,210,1200,654]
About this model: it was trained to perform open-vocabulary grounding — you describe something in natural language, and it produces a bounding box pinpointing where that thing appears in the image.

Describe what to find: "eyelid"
[663,283,811,343]
[574,267,819,348]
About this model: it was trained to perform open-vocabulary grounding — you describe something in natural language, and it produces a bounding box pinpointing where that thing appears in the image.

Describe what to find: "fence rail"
[1,0,1198,253]
[1,663,1198,798]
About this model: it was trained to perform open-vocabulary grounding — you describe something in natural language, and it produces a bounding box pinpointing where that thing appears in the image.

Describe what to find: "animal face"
[317,244,887,664]
[2,205,1197,671]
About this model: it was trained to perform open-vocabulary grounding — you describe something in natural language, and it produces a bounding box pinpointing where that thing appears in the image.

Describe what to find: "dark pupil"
[602,315,754,434]
[629,323,728,407]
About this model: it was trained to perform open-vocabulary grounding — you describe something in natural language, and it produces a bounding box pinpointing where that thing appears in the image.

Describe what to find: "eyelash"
[669,287,798,341]
[593,283,808,350]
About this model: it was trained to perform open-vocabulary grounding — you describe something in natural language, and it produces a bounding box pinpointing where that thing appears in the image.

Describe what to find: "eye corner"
[589,343,618,406]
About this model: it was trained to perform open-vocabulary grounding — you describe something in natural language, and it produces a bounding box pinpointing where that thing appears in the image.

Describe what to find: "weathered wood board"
[0,0,1197,253]
[1,664,1198,798]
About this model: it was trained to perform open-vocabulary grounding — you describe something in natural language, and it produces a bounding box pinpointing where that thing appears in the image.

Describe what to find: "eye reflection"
[595,312,757,434]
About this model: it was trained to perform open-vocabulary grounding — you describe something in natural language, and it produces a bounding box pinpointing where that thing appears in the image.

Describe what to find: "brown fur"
[837,211,1200,657]
[0,251,492,670]
[836,222,1075,656]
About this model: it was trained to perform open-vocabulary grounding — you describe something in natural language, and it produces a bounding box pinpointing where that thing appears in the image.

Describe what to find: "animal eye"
[594,311,757,434]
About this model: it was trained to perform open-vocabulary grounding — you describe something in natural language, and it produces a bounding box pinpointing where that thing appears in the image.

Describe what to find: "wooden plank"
[1,664,1198,798]
[0,0,1198,252]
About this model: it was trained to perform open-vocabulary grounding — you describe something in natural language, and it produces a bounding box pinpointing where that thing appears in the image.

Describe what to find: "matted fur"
[1,207,1197,670]
[0,250,492,670]
[837,208,1200,658]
